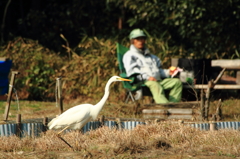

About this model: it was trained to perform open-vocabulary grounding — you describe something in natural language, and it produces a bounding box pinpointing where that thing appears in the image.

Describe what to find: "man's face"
[133,37,146,49]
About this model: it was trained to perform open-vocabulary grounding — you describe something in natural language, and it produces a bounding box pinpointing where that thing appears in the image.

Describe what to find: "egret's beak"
[119,78,132,81]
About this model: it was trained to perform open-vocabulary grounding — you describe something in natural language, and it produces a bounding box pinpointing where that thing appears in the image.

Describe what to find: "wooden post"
[204,81,213,120]
[210,122,217,131]
[56,77,63,114]
[200,89,205,121]
[16,114,21,137]
[237,71,240,95]
[116,118,122,130]
[99,115,105,127]
[43,117,48,133]
[214,99,222,121]
[236,71,240,84]
[145,120,150,125]
[203,68,226,121]
[154,119,160,124]
[178,120,184,126]
[4,71,20,121]
[133,102,140,115]
[31,124,35,138]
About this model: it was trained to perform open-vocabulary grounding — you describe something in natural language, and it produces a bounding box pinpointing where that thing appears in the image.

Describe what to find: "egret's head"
[111,76,132,82]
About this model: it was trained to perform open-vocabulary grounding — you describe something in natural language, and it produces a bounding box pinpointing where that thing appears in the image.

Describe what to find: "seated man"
[123,28,182,104]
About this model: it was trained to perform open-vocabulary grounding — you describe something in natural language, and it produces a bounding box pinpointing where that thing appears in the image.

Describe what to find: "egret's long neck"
[91,80,112,119]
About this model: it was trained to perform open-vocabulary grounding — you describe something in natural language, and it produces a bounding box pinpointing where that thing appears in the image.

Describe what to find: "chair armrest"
[119,72,128,78]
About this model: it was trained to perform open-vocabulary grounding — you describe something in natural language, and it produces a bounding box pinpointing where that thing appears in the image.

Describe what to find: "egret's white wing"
[48,104,93,130]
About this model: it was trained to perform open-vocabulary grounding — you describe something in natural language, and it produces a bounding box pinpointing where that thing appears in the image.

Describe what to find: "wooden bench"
[211,59,240,85]
[172,59,240,90]
[184,84,240,89]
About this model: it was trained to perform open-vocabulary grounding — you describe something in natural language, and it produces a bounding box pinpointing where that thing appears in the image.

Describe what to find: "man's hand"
[169,66,183,77]
[148,76,157,81]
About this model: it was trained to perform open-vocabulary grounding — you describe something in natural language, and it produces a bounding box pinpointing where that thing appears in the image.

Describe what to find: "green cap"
[129,29,146,40]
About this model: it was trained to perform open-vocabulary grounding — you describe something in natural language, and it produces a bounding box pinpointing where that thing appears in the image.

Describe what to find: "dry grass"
[0,122,239,158]
[0,100,140,122]
[1,97,240,122]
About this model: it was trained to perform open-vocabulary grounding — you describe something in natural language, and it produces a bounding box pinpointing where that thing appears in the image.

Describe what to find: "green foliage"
[0,37,64,100]
[15,0,121,51]
[0,33,238,100]
[60,36,121,99]
[0,36,125,100]
[0,35,181,100]
[25,59,55,100]
[107,0,240,57]
[1,0,240,58]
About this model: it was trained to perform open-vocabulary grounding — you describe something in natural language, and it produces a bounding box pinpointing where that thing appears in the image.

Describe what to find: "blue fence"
[0,121,239,137]
[190,121,240,131]
[0,121,145,137]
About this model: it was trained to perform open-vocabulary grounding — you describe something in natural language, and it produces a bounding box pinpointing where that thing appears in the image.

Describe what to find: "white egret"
[48,75,131,148]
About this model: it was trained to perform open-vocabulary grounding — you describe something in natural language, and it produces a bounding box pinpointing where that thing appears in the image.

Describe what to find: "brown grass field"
[0,98,240,158]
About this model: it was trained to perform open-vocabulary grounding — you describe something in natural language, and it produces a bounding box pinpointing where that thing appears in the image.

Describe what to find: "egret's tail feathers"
[48,117,58,129]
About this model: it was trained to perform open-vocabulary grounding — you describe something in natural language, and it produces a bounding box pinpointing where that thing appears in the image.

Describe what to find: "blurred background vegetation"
[0,0,239,101]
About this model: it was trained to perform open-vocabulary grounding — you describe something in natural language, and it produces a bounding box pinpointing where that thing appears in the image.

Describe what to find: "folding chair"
[116,43,152,103]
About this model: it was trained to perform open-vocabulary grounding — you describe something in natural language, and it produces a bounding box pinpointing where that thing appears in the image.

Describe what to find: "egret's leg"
[57,136,73,149]
[56,126,73,150]
[57,126,70,136]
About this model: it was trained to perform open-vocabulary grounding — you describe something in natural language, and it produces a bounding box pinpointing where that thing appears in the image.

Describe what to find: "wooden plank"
[184,84,240,89]
[143,114,193,120]
[144,101,199,108]
[142,109,168,114]
[212,59,240,70]
[168,108,192,115]
[167,115,193,120]
[143,108,193,115]
[171,59,240,69]
[142,114,168,119]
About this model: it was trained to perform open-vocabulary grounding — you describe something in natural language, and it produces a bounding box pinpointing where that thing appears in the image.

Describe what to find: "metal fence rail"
[1,121,239,137]
[190,121,240,131]
[0,121,145,137]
